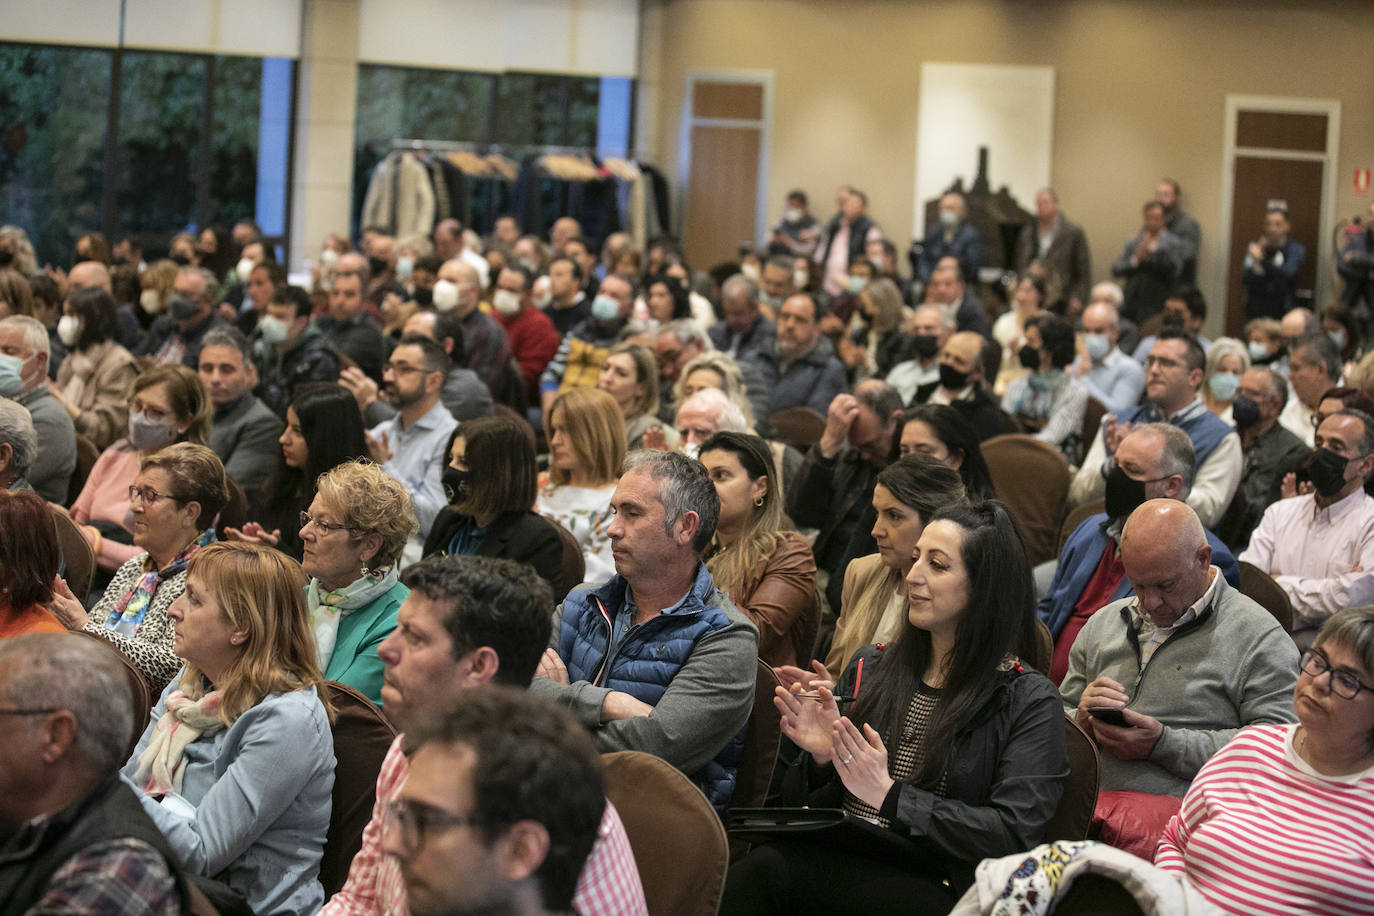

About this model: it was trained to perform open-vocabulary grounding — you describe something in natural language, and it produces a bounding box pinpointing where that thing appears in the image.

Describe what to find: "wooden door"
[681,77,768,270]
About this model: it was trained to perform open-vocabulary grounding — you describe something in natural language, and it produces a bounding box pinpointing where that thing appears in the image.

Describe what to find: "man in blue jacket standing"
[532,450,758,810]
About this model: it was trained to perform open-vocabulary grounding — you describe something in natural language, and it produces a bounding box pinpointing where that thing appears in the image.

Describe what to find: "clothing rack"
[388,138,626,158]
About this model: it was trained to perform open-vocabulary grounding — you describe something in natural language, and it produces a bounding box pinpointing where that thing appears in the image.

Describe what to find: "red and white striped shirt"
[321,734,647,916]
[1155,723,1374,915]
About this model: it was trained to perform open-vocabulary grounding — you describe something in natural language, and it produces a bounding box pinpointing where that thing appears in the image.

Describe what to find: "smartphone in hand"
[1088,706,1131,728]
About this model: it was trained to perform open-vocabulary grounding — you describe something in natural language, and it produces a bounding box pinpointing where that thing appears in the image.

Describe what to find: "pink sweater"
[1156,723,1374,915]
[69,440,143,571]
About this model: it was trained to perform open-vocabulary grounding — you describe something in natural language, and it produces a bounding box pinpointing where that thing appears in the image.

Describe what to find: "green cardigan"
[323,580,409,706]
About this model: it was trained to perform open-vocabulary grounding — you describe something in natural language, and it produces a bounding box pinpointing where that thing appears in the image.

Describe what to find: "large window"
[0,42,294,269]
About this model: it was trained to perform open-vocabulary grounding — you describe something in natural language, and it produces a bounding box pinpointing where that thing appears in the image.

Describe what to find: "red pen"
[853,657,864,698]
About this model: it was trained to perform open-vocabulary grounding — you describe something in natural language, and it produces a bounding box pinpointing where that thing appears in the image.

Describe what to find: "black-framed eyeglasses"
[0,707,62,716]
[299,511,359,535]
[384,800,481,854]
[128,485,185,506]
[384,362,428,376]
[1300,649,1374,700]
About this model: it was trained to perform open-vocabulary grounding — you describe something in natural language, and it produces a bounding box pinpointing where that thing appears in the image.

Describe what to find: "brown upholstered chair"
[1044,714,1100,842]
[74,630,152,759]
[728,661,783,812]
[544,516,586,601]
[768,406,827,451]
[982,434,1071,566]
[1058,500,1107,555]
[320,681,398,898]
[1031,618,1054,675]
[603,750,729,916]
[66,433,100,506]
[50,505,96,599]
[1236,560,1294,634]
[1081,396,1108,457]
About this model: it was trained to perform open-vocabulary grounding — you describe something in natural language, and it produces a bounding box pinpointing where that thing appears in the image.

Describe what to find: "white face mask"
[258,315,290,345]
[236,257,256,281]
[784,207,804,223]
[792,269,809,289]
[741,263,760,282]
[320,248,340,269]
[492,289,522,316]
[432,279,460,312]
[139,289,163,314]
[57,315,82,347]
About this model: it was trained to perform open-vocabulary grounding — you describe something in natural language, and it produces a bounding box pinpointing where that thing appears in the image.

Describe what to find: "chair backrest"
[73,630,152,759]
[320,681,398,898]
[981,434,1071,566]
[1031,618,1054,675]
[66,433,100,506]
[768,406,827,451]
[727,661,783,812]
[1058,499,1107,555]
[1081,396,1108,455]
[602,750,729,916]
[49,505,96,599]
[214,475,249,540]
[544,516,585,602]
[1044,714,1100,842]
[1237,560,1294,633]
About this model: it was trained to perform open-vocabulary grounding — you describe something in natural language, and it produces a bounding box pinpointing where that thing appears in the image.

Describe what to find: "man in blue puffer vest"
[531,450,759,810]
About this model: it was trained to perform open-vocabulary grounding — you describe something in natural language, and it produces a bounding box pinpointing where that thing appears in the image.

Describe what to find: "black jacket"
[423,508,565,600]
[788,443,886,612]
[135,312,223,369]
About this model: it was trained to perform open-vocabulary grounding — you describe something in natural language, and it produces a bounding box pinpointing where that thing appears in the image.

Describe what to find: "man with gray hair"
[0,396,39,491]
[0,315,76,501]
[532,450,758,810]
[0,633,185,913]
[199,325,283,498]
[136,266,224,369]
[887,303,952,404]
[1278,331,1342,446]
[711,272,776,364]
[1039,423,1242,683]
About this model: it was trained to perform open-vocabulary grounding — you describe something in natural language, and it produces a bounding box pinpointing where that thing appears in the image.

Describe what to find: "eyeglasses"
[384,800,481,854]
[299,511,360,535]
[1300,649,1374,700]
[128,485,185,506]
[384,362,428,376]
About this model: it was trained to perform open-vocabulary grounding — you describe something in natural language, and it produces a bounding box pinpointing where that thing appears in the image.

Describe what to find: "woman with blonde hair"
[123,541,335,916]
[0,225,37,276]
[597,341,680,450]
[138,258,180,319]
[840,276,907,379]
[700,432,817,667]
[298,460,416,706]
[538,387,626,584]
[672,350,757,427]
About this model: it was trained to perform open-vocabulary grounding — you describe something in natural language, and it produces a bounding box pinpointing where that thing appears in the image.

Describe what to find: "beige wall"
[647,0,1374,336]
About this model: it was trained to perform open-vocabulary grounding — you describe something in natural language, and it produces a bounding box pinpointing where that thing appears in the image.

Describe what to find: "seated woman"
[674,351,757,428]
[69,363,211,573]
[900,404,997,501]
[640,273,694,328]
[700,432,817,667]
[225,383,369,561]
[597,342,681,450]
[48,286,140,450]
[123,541,335,916]
[424,416,563,597]
[1001,312,1088,460]
[537,388,626,585]
[47,443,227,692]
[1157,605,1374,915]
[823,455,967,682]
[723,501,1066,914]
[991,272,1046,380]
[1201,336,1249,424]
[0,489,65,637]
[839,277,907,381]
[299,460,414,707]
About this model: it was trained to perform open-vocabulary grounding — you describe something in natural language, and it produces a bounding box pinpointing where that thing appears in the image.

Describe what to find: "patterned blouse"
[81,553,186,694]
[843,682,948,827]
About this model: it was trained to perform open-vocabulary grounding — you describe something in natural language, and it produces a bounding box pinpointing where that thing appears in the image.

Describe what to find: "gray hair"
[660,319,711,350]
[913,303,955,331]
[1259,367,1289,412]
[0,634,134,774]
[1091,282,1124,308]
[0,315,50,359]
[678,388,748,434]
[854,379,903,421]
[0,397,37,475]
[1130,422,1197,491]
[721,274,758,305]
[1204,336,1250,380]
[1292,332,1342,382]
[1332,408,1374,457]
[201,324,251,360]
[622,449,720,552]
[178,266,219,302]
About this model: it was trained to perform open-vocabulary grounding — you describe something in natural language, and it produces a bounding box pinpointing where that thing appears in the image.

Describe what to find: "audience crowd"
[2,186,1374,915]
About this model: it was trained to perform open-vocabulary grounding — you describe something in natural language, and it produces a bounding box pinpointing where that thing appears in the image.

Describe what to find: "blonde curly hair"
[314,460,418,568]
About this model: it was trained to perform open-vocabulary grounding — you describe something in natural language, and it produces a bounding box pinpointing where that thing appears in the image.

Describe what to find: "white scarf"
[306,565,400,671]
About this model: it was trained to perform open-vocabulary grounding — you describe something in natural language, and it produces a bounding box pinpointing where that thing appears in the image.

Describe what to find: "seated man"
[917,330,1007,441]
[383,686,609,916]
[1277,331,1341,447]
[925,257,990,338]
[884,304,950,406]
[1218,366,1308,548]
[0,633,185,913]
[434,258,519,403]
[1070,329,1241,528]
[0,397,38,491]
[0,315,75,502]
[491,265,560,406]
[314,268,385,382]
[675,388,801,503]
[532,451,758,809]
[137,266,224,369]
[711,272,777,363]
[1061,500,1298,797]
[1039,424,1241,684]
[750,293,847,416]
[199,325,283,499]
[540,274,635,414]
[322,556,644,916]
[254,284,343,417]
[1071,301,1144,413]
[1241,408,1374,646]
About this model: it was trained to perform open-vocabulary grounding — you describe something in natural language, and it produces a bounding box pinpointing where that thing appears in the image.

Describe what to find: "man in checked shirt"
[321,555,646,916]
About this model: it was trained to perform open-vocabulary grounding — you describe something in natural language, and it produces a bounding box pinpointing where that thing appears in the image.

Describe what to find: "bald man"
[435,258,516,399]
[920,331,1005,441]
[1072,302,1144,412]
[1060,500,1298,797]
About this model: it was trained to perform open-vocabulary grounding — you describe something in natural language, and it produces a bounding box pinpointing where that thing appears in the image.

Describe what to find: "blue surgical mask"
[1208,372,1240,401]
[0,353,25,397]
[1329,328,1347,350]
[396,256,414,281]
[1084,333,1111,361]
[939,209,958,228]
[1247,341,1270,362]
[591,295,620,322]
[847,275,868,294]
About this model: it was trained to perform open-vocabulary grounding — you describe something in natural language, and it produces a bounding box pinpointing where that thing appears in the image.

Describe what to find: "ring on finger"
[842,754,854,764]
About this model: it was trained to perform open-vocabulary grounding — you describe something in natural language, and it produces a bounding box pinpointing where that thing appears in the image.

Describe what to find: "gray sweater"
[1059,573,1298,796]
[17,385,77,503]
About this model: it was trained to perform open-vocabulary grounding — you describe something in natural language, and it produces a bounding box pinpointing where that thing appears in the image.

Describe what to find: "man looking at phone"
[1059,499,1298,797]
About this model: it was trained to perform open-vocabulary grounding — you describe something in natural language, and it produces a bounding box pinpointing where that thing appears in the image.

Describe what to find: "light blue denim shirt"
[370,398,458,539]
[122,678,336,916]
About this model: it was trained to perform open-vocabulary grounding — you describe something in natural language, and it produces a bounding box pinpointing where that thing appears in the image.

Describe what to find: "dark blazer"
[1014,215,1092,310]
[423,508,563,599]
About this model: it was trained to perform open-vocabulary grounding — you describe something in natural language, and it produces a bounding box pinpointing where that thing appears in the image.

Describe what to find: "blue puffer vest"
[558,564,746,809]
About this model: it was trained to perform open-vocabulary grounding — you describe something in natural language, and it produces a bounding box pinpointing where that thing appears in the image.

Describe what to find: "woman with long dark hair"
[900,403,997,501]
[224,383,368,560]
[724,501,1067,913]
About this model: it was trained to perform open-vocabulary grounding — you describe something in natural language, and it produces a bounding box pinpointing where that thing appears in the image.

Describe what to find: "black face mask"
[1308,447,1351,499]
[170,252,191,267]
[910,334,939,360]
[938,363,970,391]
[1018,344,1041,372]
[1230,394,1261,430]
[368,256,389,277]
[1104,464,1150,520]
[413,286,433,307]
[442,466,470,504]
[169,295,201,321]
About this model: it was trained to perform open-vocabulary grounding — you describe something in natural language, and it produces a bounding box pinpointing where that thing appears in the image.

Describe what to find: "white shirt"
[1277,394,1318,447]
[885,357,939,404]
[1240,488,1374,631]
[460,247,491,288]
